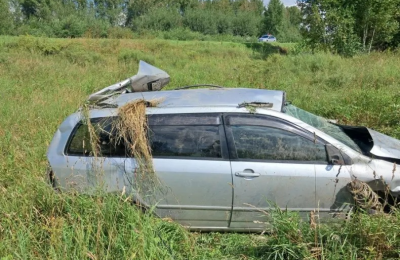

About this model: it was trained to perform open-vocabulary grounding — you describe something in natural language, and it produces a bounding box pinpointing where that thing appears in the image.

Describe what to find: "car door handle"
[235,171,260,178]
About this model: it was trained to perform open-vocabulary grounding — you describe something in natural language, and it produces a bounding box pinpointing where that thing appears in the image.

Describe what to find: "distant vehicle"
[258,34,277,42]
[47,61,400,232]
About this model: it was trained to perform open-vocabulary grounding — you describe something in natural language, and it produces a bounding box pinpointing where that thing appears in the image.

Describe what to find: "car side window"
[149,126,221,158]
[66,118,125,157]
[66,114,224,159]
[226,115,327,162]
[231,125,327,161]
[148,114,222,158]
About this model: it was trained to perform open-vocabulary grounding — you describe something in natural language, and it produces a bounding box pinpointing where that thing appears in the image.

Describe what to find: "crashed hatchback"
[47,61,400,232]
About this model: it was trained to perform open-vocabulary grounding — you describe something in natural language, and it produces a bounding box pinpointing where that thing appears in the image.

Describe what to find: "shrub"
[162,28,206,41]
[14,36,65,55]
[133,8,182,32]
[83,19,110,38]
[61,46,104,66]
[53,15,87,38]
[107,27,134,39]
[183,9,217,35]
[231,11,262,37]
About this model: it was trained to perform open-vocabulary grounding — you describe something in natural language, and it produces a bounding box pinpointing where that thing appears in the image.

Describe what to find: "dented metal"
[88,60,170,103]
[368,128,400,160]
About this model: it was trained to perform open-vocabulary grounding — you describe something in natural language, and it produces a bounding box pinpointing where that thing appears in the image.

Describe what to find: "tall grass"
[0,36,399,259]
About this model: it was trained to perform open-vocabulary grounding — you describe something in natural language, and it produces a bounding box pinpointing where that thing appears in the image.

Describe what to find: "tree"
[263,0,284,35]
[286,6,301,27]
[298,0,327,51]
[352,0,399,51]
[276,7,302,42]
[0,1,14,35]
[93,0,127,26]
[298,0,400,54]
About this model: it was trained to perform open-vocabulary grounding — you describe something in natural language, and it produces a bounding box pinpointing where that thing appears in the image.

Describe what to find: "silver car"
[47,61,400,232]
[258,34,277,42]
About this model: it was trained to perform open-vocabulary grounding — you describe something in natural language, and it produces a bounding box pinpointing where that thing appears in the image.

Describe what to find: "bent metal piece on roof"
[88,60,170,103]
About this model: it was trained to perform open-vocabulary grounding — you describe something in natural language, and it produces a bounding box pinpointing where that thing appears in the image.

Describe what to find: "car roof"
[100,88,286,112]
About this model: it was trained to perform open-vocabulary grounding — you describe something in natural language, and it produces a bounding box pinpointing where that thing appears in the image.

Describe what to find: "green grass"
[0,36,399,259]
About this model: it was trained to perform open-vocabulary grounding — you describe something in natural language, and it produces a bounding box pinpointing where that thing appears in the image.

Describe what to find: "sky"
[263,0,297,7]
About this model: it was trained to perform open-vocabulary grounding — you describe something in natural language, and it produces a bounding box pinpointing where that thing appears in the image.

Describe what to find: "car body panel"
[314,164,354,219]
[230,161,317,229]
[125,158,233,228]
[368,128,400,160]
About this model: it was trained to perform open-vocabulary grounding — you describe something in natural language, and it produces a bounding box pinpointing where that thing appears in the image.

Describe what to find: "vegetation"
[299,0,400,55]
[0,0,303,42]
[2,0,400,55]
[0,36,399,259]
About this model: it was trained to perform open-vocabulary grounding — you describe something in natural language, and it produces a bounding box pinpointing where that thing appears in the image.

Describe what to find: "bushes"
[54,15,87,38]
[231,11,262,37]
[183,9,218,35]
[133,8,182,32]
[107,27,134,39]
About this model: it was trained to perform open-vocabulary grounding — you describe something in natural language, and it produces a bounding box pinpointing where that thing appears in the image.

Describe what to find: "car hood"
[367,128,400,160]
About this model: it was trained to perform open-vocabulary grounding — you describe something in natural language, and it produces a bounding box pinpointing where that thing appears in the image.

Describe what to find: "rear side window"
[148,114,222,158]
[66,114,223,159]
[66,118,125,157]
[150,125,221,158]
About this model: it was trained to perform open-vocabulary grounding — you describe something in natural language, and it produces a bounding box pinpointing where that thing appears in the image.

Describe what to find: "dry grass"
[112,99,163,196]
[81,103,101,157]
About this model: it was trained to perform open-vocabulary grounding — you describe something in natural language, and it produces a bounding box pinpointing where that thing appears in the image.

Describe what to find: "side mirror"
[326,144,345,165]
[329,154,342,165]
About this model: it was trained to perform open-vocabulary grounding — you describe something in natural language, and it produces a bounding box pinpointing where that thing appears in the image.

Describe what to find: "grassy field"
[0,36,399,259]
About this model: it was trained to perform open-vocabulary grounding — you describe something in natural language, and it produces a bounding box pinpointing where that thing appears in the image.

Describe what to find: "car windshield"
[284,104,361,152]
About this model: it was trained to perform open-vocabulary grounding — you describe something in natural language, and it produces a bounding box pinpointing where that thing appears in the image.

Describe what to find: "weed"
[118,49,155,65]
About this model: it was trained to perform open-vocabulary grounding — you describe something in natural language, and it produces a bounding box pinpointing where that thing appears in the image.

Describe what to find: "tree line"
[0,0,301,41]
[0,0,399,55]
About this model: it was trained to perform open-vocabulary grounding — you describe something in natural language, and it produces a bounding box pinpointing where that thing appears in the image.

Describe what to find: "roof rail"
[87,61,170,103]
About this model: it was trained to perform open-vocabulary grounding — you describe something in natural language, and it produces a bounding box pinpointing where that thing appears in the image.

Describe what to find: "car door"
[124,113,233,230]
[224,114,329,230]
[315,144,354,220]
